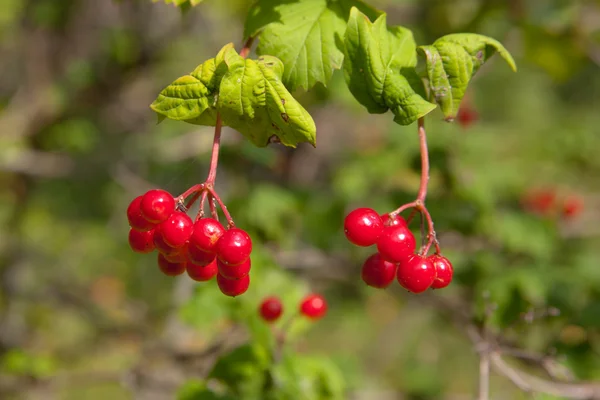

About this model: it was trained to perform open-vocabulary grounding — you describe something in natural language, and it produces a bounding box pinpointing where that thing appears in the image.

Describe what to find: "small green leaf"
[244,0,380,91]
[150,43,233,125]
[417,33,517,120]
[343,8,436,125]
[217,47,316,148]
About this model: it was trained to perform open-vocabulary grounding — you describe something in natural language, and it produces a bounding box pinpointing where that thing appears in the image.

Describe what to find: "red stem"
[205,113,223,185]
[208,193,219,220]
[239,36,255,59]
[209,188,234,228]
[416,118,429,202]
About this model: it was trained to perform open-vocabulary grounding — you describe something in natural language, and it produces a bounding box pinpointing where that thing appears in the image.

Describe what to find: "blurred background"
[1,0,600,399]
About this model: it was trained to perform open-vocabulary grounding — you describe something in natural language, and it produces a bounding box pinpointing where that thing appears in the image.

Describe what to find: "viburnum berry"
[186,259,218,282]
[217,258,251,280]
[299,294,327,320]
[376,225,416,263]
[216,228,252,266]
[216,273,250,297]
[259,296,283,322]
[428,255,453,289]
[456,105,478,128]
[187,244,216,266]
[164,245,189,263]
[361,253,397,289]
[160,211,193,248]
[190,218,225,253]
[562,195,584,219]
[153,228,180,257]
[522,188,556,216]
[381,213,407,228]
[157,253,186,276]
[140,189,175,224]
[344,208,383,247]
[128,228,155,253]
[127,196,155,231]
[397,254,436,293]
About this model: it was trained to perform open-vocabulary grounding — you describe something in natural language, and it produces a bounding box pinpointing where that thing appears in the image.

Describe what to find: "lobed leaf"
[417,33,517,120]
[244,0,380,91]
[150,43,232,125]
[217,47,316,147]
[343,7,436,125]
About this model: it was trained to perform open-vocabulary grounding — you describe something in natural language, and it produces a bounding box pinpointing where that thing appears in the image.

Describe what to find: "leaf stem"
[239,36,255,59]
[416,117,429,202]
[205,113,223,185]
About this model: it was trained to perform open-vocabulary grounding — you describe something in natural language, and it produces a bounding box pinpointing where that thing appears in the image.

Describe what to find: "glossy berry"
[128,228,155,253]
[456,105,478,128]
[186,259,218,282]
[187,244,216,266]
[397,254,436,293]
[376,225,416,263]
[381,213,407,228]
[361,253,397,288]
[216,228,252,266]
[160,211,193,248]
[344,208,383,247]
[217,258,251,280]
[562,195,584,219]
[217,273,250,297]
[157,253,186,276]
[299,294,327,320]
[429,255,453,289]
[190,218,225,253]
[164,245,189,263]
[140,189,175,224]
[153,228,180,257]
[259,297,283,322]
[127,196,155,231]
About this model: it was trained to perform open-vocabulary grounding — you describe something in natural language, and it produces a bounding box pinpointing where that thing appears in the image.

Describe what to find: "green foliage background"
[0,0,599,399]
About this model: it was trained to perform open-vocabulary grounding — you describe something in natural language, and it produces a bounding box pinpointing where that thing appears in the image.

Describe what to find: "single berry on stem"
[344,208,384,247]
[190,218,225,253]
[259,297,283,322]
[216,228,252,266]
[397,254,436,293]
[127,196,155,231]
[160,211,194,248]
[157,253,186,276]
[377,225,416,263]
[381,213,407,228]
[428,255,453,289]
[299,294,327,320]
[128,228,155,253]
[217,273,250,297]
[361,253,397,289]
[217,258,251,280]
[140,189,175,224]
[187,259,218,282]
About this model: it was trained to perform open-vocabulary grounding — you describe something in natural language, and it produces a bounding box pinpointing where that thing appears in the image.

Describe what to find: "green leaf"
[217,47,316,148]
[417,33,517,120]
[343,8,436,125]
[244,0,380,91]
[150,43,232,125]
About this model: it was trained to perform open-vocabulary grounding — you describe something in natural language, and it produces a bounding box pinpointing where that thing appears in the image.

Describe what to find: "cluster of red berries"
[521,188,584,220]
[258,294,327,323]
[344,208,453,293]
[127,189,253,297]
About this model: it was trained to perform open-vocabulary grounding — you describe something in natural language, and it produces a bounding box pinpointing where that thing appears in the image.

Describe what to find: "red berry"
[299,294,327,320]
[217,258,251,280]
[456,105,478,128]
[429,255,453,289]
[259,297,283,322]
[381,213,407,228]
[361,253,397,289]
[186,259,218,282]
[157,253,186,276]
[397,254,436,293]
[160,211,193,248]
[522,189,556,216]
[153,228,180,257]
[127,196,155,231]
[376,225,416,263]
[344,208,383,247]
[190,218,225,253]
[128,228,155,253]
[216,228,252,266]
[140,189,175,224]
[216,273,250,297]
[187,244,216,266]
[164,245,189,263]
[562,195,584,219]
